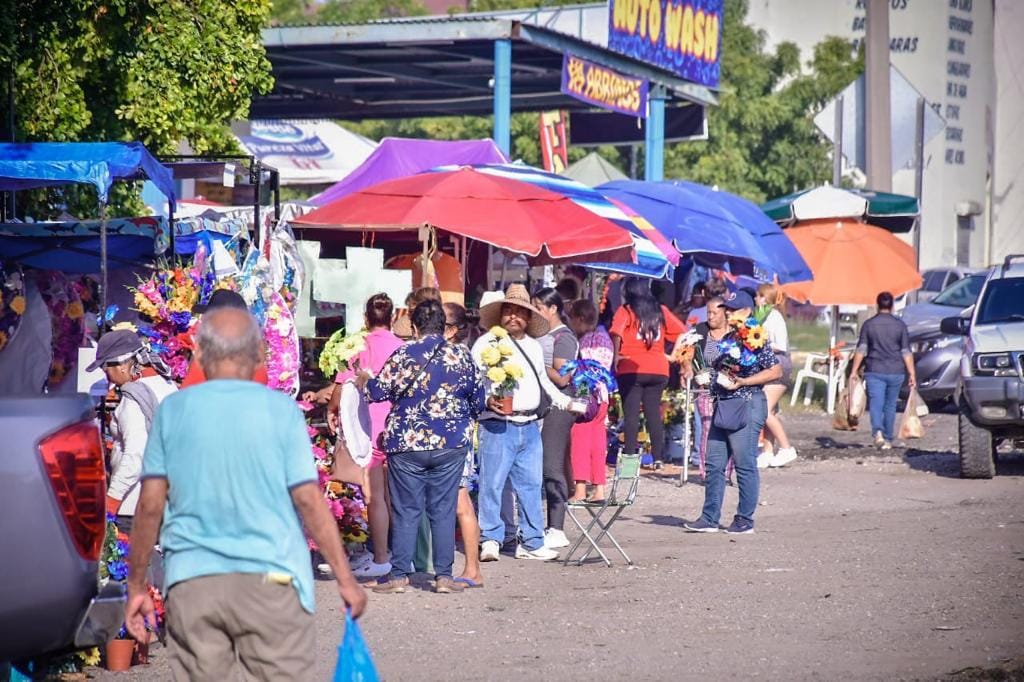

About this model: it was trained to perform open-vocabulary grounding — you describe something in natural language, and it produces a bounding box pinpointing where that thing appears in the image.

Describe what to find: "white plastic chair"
[791,350,851,413]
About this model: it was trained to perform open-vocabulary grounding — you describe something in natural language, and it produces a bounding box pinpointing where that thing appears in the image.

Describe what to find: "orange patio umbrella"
[780,219,922,306]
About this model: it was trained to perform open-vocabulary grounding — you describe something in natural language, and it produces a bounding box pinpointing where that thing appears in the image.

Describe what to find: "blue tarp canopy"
[0,142,176,207]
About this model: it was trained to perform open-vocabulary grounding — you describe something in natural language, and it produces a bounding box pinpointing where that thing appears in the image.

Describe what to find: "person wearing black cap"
[180,289,268,388]
[683,289,782,535]
[88,329,177,533]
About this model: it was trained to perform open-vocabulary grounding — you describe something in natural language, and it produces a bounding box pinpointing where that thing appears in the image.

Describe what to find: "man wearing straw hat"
[472,284,576,562]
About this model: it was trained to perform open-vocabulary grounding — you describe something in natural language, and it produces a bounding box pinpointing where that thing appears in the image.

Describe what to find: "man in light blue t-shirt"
[124,307,366,680]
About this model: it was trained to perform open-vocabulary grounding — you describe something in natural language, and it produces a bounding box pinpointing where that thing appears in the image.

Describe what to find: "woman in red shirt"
[610,278,687,468]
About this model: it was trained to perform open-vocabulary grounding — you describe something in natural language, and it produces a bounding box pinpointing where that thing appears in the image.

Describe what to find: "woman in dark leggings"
[532,287,579,550]
[610,278,687,468]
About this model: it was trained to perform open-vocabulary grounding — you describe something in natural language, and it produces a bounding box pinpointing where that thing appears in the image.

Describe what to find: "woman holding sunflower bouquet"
[683,290,781,535]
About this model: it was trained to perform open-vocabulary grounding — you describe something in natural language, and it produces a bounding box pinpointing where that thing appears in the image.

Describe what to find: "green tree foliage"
[0,0,275,216]
[664,0,862,202]
[3,0,274,153]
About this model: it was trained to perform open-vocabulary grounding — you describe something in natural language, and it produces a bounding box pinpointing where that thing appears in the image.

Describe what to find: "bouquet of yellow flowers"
[480,326,523,398]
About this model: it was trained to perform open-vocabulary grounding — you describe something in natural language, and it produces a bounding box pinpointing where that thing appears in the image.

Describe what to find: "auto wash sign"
[608,0,723,88]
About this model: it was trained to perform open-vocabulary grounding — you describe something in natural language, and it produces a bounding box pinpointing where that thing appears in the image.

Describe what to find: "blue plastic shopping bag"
[333,610,380,682]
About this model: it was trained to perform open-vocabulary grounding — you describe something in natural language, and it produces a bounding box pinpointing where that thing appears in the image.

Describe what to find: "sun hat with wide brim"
[478,283,550,338]
[86,329,144,372]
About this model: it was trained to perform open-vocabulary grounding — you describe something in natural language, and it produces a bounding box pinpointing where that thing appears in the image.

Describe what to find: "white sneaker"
[480,540,500,562]
[756,451,772,469]
[352,561,392,580]
[769,447,798,467]
[874,432,886,448]
[544,528,570,549]
[515,544,559,561]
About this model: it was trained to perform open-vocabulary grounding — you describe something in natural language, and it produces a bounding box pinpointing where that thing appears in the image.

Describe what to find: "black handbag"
[713,395,749,431]
[510,336,552,419]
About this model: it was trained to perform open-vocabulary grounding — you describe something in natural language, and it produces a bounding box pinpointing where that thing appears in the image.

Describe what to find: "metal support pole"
[865,0,892,191]
[833,95,844,186]
[99,201,108,338]
[912,97,925,293]
[644,86,666,182]
[492,39,512,157]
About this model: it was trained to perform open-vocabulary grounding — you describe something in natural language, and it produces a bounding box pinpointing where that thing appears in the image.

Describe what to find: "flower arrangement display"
[670,325,704,370]
[264,291,301,396]
[479,326,523,400]
[319,328,368,379]
[662,388,691,426]
[299,401,369,551]
[37,271,87,386]
[131,255,232,382]
[558,358,618,400]
[558,358,618,421]
[0,264,25,354]
[99,514,130,585]
[716,316,767,373]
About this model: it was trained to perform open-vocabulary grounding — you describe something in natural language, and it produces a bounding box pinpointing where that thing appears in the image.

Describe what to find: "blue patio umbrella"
[598,180,776,279]
[668,180,813,283]
[433,163,676,280]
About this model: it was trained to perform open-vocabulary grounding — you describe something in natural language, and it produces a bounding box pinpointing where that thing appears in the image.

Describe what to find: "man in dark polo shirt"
[848,291,917,449]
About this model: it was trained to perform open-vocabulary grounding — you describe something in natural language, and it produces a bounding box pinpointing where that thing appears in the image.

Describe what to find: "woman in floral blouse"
[363,299,486,595]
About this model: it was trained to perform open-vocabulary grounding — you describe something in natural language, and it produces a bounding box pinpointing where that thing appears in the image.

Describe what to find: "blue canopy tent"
[598,180,776,279]
[0,142,177,325]
[667,180,813,284]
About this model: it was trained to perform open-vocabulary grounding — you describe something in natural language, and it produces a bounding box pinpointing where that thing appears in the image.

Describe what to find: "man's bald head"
[197,307,263,380]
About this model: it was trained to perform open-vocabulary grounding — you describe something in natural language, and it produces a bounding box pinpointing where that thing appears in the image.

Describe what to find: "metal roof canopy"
[256,15,718,120]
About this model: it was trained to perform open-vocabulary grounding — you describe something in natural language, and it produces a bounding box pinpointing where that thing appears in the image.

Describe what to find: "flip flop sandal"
[454,577,484,589]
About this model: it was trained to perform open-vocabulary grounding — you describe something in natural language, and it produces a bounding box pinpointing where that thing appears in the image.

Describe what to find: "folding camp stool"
[563,453,642,567]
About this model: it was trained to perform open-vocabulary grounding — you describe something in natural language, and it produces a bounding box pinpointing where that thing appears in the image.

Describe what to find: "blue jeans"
[864,372,905,442]
[478,419,545,551]
[387,446,467,580]
[701,391,768,526]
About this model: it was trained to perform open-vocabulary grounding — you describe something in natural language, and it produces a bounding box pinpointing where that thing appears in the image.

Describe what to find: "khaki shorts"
[166,573,314,681]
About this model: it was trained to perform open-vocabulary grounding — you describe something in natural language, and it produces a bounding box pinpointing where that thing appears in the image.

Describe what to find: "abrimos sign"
[608,0,723,88]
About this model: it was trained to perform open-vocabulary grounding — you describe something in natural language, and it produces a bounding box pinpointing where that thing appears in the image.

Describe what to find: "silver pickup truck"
[0,394,124,669]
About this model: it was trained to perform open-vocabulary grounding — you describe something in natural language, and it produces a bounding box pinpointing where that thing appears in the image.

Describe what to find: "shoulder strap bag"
[333,339,445,483]
[510,336,552,419]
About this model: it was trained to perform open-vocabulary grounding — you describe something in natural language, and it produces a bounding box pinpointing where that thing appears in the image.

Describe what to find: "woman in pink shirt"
[329,293,404,580]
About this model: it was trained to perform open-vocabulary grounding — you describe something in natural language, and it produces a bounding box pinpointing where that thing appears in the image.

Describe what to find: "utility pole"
[865,0,892,191]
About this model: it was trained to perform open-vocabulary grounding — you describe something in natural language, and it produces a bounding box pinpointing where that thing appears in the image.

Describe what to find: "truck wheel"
[958,405,995,479]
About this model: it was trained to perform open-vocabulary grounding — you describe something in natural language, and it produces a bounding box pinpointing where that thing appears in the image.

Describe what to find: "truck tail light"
[38,421,106,560]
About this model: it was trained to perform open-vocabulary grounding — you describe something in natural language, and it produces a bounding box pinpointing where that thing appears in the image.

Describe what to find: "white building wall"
[989,0,1024,264]
[745,0,996,269]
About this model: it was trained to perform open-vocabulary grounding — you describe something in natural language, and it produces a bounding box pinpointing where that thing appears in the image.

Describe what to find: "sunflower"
[745,325,767,350]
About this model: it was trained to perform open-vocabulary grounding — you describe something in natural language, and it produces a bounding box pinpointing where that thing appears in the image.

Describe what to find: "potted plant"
[480,326,523,413]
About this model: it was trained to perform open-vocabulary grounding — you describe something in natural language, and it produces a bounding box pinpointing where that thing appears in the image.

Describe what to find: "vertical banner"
[607,0,723,88]
[539,111,569,173]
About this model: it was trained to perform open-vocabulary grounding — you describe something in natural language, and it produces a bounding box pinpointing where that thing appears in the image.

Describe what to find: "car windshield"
[975,278,1024,325]
[932,274,984,308]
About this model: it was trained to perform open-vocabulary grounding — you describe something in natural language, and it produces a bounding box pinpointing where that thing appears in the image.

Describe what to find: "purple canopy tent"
[310,137,508,205]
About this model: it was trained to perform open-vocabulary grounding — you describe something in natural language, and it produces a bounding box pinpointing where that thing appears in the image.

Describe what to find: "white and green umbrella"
[762,185,920,233]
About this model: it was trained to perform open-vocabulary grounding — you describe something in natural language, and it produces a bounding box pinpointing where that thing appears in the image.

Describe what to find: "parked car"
[916,266,983,303]
[900,274,986,406]
[942,255,1024,478]
[0,395,124,668]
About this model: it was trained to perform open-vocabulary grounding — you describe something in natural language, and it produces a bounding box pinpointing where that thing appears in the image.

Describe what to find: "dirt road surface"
[94,411,1024,681]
